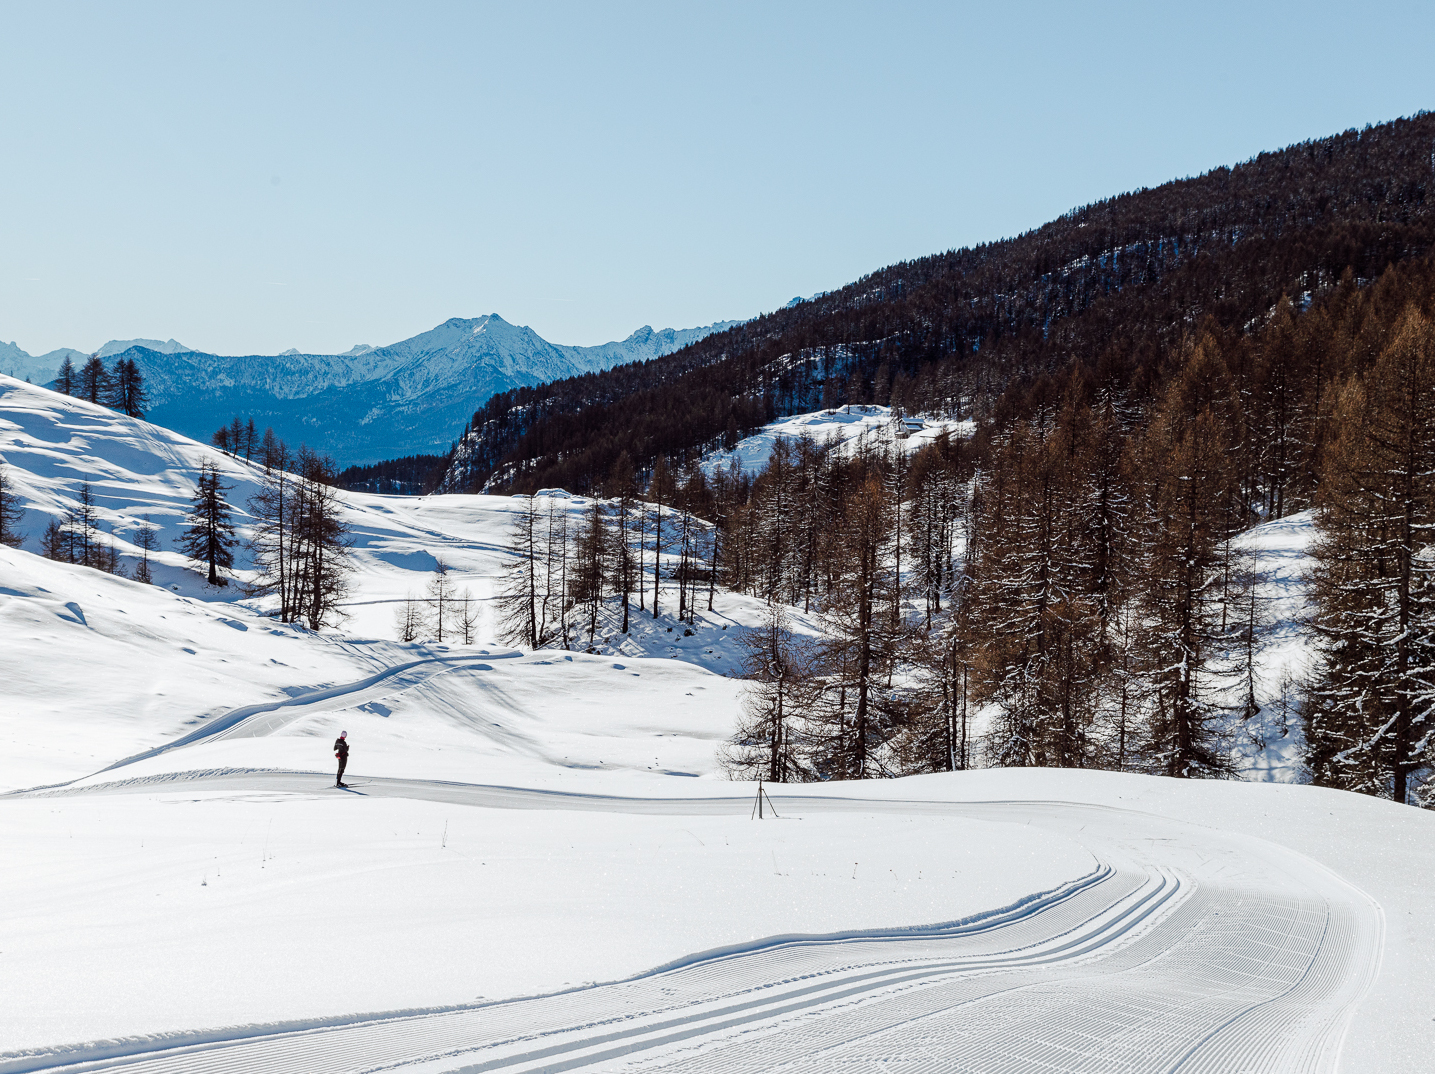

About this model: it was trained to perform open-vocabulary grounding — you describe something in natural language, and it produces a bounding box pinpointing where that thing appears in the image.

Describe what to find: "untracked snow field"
[3,377,1435,1073]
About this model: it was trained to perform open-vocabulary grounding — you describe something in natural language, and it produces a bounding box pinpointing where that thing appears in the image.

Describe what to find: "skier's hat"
[339,731,347,738]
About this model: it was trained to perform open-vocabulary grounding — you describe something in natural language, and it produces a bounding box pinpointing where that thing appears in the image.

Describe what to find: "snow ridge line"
[634,862,1118,974]
[1,653,514,797]
[0,866,1127,1074]
[95,655,499,768]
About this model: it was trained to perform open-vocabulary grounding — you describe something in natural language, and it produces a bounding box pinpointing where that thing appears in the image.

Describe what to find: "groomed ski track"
[5,768,1382,1074]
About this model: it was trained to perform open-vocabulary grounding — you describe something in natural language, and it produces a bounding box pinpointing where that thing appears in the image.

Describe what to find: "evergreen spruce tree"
[78,355,109,404]
[55,355,77,395]
[178,462,237,585]
[107,357,149,418]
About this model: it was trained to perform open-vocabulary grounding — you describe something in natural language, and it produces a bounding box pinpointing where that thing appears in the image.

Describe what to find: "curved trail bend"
[5,770,1381,1074]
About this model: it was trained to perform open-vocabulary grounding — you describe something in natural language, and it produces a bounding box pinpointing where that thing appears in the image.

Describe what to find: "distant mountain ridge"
[2,315,739,465]
[0,337,196,384]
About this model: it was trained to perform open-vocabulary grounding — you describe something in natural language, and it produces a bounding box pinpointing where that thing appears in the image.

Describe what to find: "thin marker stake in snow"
[750,781,779,820]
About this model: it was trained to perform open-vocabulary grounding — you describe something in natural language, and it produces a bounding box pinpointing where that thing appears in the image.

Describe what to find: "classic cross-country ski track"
[5,764,1382,1074]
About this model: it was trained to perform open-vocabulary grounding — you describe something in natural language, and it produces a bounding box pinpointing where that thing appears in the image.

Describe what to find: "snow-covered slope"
[700,404,974,478]
[0,375,760,789]
[3,376,1434,1073]
[4,315,739,465]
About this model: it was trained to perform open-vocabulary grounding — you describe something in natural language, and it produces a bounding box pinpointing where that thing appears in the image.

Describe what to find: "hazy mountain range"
[0,315,739,465]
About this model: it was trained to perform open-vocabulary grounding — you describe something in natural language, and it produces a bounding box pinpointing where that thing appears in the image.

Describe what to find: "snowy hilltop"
[0,315,740,466]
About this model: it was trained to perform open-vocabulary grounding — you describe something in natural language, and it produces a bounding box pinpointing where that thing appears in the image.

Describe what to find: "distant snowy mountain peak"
[1,309,744,464]
[42,312,744,464]
[94,338,192,359]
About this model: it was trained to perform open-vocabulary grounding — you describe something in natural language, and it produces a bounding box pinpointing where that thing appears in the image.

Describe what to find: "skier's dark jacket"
[334,736,349,758]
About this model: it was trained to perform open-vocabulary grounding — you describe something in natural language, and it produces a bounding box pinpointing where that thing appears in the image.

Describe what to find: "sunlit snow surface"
[3,377,1434,1074]
[699,405,974,478]
[0,375,764,790]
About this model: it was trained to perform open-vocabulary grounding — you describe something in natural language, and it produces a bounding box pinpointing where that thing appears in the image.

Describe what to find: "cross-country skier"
[334,731,350,788]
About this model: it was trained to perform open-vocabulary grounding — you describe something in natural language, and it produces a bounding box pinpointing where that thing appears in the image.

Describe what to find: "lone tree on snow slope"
[178,461,237,585]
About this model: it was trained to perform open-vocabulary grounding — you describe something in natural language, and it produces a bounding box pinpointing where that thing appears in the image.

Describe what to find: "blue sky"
[2,1,1432,355]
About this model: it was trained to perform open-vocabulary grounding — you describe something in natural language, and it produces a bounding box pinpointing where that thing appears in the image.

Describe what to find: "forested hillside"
[470,112,1435,806]
[440,112,1435,495]
[493,257,1435,806]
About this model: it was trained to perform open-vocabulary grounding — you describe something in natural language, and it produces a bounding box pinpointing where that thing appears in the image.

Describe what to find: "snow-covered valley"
[2,377,1434,1073]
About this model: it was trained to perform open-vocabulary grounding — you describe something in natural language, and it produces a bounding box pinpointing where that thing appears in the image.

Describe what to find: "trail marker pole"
[751,780,779,819]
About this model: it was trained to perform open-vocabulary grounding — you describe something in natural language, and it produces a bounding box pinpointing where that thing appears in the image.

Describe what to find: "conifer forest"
[481,114,1435,806]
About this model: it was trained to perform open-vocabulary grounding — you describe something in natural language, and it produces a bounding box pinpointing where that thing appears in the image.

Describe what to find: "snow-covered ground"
[699,405,973,478]
[4,766,1431,1073]
[4,377,1434,1073]
[0,376,772,789]
[1224,510,1319,781]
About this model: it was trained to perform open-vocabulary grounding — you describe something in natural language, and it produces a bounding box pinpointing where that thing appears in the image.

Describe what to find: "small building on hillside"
[896,417,925,439]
